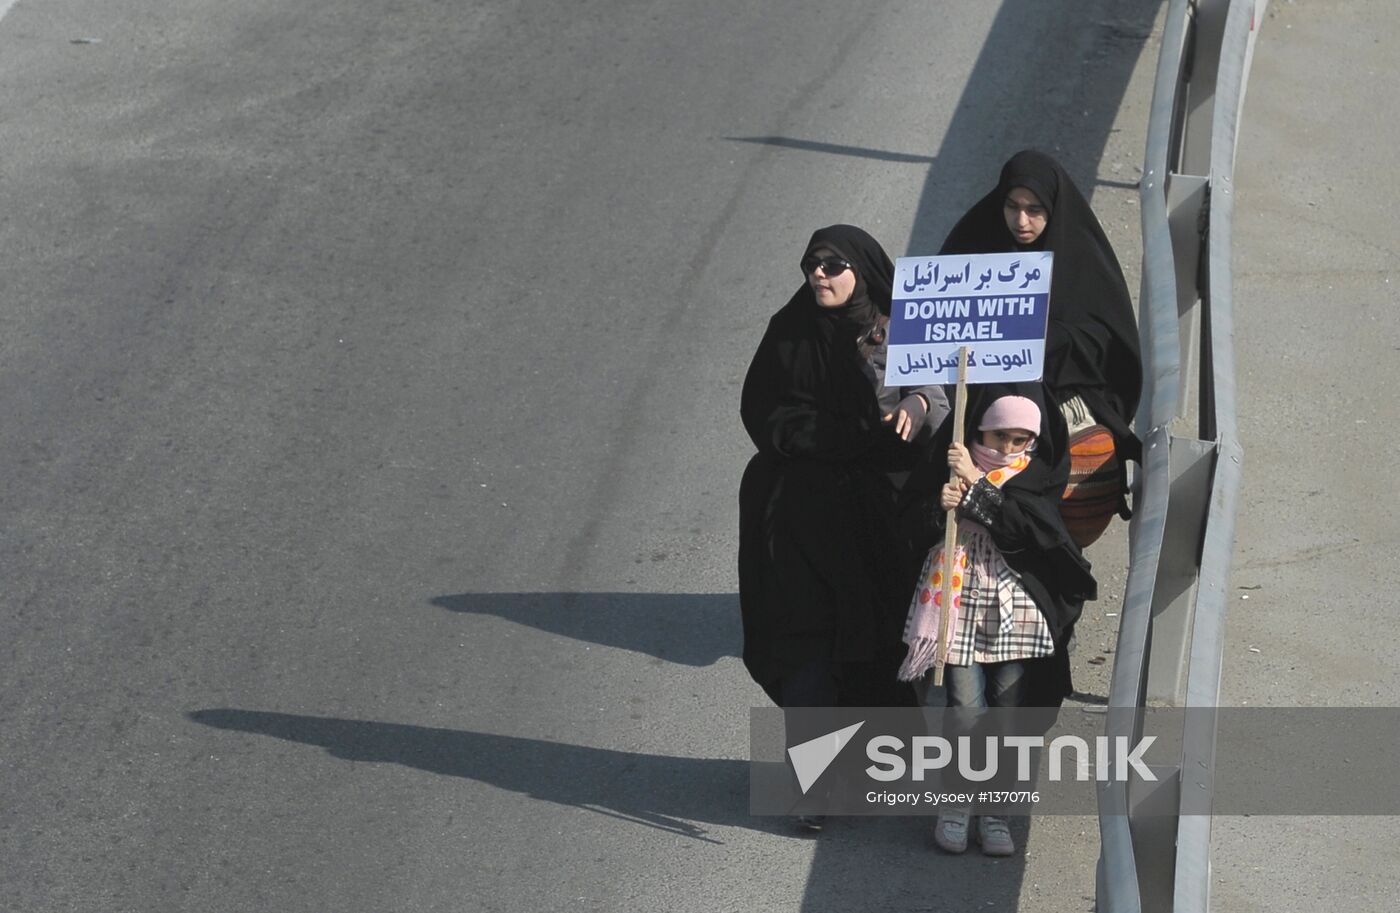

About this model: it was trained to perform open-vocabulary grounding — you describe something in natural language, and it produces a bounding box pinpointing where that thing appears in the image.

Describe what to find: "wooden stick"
[932,346,969,687]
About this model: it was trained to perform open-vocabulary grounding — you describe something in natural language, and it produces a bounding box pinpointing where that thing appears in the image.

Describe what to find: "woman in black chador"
[941,150,1143,542]
[738,225,947,713]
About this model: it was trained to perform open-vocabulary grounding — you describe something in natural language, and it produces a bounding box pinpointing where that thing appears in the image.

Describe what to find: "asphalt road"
[25,1,1392,911]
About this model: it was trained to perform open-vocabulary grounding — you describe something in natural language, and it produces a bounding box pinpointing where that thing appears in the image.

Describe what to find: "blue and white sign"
[885,251,1053,386]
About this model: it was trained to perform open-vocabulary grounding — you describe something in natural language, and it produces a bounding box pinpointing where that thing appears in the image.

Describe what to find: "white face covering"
[970,437,1036,472]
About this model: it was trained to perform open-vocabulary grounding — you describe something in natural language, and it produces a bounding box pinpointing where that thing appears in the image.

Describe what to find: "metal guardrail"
[1097,2,1266,911]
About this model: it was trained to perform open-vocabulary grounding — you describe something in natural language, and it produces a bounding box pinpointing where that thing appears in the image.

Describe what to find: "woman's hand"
[947,442,983,485]
[940,479,968,512]
[882,393,928,442]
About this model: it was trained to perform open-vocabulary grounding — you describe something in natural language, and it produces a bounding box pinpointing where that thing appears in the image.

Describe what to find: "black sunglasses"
[801,255,853,277]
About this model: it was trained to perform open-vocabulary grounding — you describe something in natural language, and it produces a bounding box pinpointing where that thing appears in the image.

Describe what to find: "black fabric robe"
[896,382,1098,706]
[941,149,1143,465]
[738,225,921,707]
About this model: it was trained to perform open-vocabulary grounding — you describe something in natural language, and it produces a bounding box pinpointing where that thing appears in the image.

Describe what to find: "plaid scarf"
[897,451,1030,681]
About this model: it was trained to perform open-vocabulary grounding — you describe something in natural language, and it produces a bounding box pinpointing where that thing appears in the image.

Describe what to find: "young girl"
[896,386,1096,855]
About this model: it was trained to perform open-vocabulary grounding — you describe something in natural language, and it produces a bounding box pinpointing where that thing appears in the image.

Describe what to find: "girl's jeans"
[919,660,1032,810]
[942,660,1029,709]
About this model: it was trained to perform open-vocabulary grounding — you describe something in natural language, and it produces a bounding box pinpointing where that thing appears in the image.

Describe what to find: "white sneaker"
[976,815,1015,856]
[933,811,970,854]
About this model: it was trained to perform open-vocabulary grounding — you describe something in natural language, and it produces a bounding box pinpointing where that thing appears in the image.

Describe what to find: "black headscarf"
[802,223,894,336]
[941,150,1143,462]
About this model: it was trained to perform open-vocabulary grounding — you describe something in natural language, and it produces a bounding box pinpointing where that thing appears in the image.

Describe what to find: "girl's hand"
[947,442,983,485]
[940,479,967,512]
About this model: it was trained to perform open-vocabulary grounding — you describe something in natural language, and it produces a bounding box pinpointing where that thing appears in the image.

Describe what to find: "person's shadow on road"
[189,707,769,842]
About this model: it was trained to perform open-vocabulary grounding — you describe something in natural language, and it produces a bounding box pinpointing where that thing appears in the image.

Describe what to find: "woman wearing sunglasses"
[738,226,949,808]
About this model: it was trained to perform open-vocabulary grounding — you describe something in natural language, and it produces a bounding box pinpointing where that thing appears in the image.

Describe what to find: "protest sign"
[885,251,1052,387]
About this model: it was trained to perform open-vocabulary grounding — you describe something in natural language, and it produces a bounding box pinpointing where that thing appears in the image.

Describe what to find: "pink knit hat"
[978,395,1041,434]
